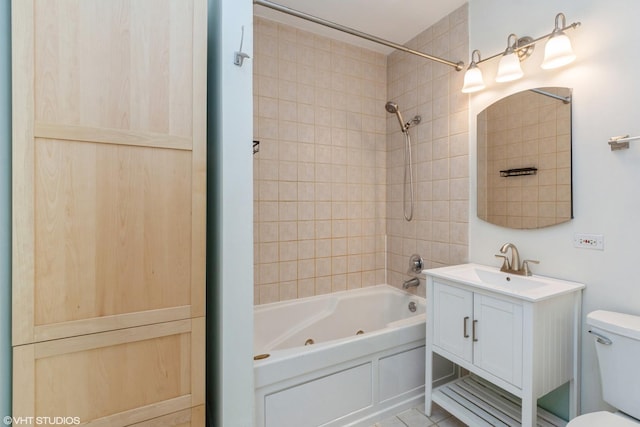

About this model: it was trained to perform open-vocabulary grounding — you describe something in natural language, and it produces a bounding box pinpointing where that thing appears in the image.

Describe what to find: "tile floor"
[370,403,467,427]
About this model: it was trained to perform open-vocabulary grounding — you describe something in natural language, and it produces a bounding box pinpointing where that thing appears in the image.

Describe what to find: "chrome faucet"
[402,277,420,289]
[495,243,539,276]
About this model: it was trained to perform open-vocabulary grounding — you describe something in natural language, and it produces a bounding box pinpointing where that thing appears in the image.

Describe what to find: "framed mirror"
[477,87,573,229]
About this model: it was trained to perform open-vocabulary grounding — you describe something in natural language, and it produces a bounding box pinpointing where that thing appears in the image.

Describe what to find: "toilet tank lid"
[587,310,640,340]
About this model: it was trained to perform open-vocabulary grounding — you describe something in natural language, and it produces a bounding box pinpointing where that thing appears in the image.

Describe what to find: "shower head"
[385,101,407,133]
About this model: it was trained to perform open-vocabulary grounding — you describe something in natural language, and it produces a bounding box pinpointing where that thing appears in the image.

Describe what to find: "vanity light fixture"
[495,34,524,82]
[463,12,581,93]
[541,13,576,69]
[461,50,485,93]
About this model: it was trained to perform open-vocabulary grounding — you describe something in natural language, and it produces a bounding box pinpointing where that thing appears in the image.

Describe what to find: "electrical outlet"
[574,233,604,250]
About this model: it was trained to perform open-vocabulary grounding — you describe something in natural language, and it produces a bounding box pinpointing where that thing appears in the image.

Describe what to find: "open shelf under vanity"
[433,375,567,427]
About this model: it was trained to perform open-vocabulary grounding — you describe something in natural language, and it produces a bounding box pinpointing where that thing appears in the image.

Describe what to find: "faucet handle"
[495,254,511,271]
[522,259,539,276]
[408,254,424,275]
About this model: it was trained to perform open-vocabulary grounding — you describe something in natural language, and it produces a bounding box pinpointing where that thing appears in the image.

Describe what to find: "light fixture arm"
[475,17,581,65]
[554,13,567,34]
[470,49,482,64]
[505,33,519,54]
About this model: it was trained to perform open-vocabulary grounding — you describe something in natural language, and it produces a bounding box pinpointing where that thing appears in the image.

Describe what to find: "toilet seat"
[568,411,640,427]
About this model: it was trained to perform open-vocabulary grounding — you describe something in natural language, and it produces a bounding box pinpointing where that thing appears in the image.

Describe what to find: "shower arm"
[254,0,464,71]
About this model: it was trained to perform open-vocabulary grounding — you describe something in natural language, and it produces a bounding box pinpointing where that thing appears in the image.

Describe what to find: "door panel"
[15,319,204,425]
[33,0,194,137]
[34,139,192,325]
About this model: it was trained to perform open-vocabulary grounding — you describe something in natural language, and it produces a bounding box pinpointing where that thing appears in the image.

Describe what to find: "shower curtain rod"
[254,0,464,71]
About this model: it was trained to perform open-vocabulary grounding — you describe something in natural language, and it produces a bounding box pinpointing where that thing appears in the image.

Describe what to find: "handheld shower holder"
[404,115,421,131]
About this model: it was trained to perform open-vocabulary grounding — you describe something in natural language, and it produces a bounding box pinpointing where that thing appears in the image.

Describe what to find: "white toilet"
[568,310,640,426]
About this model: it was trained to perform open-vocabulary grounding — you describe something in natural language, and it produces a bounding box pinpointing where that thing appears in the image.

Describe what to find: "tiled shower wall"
[386,5,470,291]
[253,17,388,304]
[253,5,470,303]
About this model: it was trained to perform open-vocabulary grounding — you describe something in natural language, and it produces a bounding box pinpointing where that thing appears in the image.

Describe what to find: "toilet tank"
[587,310,640,419]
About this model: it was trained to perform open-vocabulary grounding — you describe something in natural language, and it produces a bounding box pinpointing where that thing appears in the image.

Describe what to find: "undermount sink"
[424,263,585,301]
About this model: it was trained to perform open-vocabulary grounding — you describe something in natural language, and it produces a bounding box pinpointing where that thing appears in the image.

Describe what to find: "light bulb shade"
[495,52,523,82]
[461,65,485,93]
[541,32,576,69]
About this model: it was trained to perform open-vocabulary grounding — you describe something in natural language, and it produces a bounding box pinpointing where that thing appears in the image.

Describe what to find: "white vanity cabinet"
[433,283,523,387]
[425,264,584,427]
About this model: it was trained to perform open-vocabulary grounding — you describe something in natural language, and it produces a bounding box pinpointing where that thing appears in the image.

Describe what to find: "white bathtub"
[253,285,429,427]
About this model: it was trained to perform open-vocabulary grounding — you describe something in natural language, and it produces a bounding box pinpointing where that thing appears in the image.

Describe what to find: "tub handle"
[472,320,478,342]
[408,254,424,274]
[463,316,470,338]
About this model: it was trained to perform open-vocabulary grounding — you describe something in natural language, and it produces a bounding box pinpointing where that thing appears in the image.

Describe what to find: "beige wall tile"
[385,6,469,290]
[254,8,467,302]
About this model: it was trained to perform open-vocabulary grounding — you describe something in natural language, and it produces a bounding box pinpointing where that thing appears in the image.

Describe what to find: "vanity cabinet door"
[432,282,523,388]
[432,282,473,363]
[472,294,523,387]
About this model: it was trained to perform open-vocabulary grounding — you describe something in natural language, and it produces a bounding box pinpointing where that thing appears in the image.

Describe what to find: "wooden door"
[12,0,206,425]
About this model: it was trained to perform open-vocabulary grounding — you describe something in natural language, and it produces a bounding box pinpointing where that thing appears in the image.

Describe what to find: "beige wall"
[386,5,470,292]
[253,4,469,303]
[253,17,388,304]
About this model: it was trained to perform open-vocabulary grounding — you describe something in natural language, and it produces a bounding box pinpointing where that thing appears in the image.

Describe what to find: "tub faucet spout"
[402,277,420,289]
